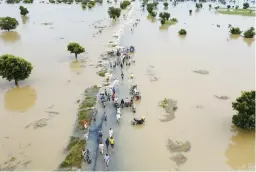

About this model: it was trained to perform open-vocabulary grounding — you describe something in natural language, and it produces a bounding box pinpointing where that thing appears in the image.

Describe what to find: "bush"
[229,27,242,35]
[232,91,255,131]
[244,27,255,38]
[0,17,19,31]
[108,7,121,20]
[243,2,249,9]
[178,29,187,35]
[120,0,131,9]
[0,54,33,86]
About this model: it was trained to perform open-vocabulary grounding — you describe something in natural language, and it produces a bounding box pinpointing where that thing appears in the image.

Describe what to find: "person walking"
[109,136,115,150]
[109,128,113,138]
[99,141,104,155]
[107,93,111,102]
[121,72,124,80]
[105,137,110,152]
[104,89,107,96]
[104,153,110,167]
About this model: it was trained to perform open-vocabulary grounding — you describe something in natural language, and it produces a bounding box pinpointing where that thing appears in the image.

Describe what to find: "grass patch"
[98,70,107,77]
[60,138,86,169]
[218,8,256,16]
[159,98,169,108]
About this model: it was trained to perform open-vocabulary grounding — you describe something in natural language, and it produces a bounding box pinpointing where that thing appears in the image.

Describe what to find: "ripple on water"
[4,86,37,112]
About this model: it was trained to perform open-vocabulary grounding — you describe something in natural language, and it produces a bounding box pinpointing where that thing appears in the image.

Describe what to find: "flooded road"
[0,0,255,171]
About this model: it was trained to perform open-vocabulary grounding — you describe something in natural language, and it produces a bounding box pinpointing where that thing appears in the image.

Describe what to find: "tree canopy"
[67,42,85,59]
[243,2,249,9]
[108,7,121,20]
[19,6,29,16]
[159,12,170,21]
[0,54,33,86]
[0,17,19,31]
[120,1,131,9]
[232,91,255,131]
[178,29,187,35]
[243,27,255,38]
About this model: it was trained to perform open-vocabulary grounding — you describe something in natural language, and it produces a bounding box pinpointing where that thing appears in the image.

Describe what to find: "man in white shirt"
[104,153,110,167]
[109,128,113,138]
[99,142,104,155]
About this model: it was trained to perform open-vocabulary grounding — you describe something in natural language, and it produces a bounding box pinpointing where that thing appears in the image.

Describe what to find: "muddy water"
[116,1,255,171]
[0,2,122,170]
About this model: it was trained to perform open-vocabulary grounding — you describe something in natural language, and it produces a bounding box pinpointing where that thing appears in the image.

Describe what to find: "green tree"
[19,6,29,16]
[227,5,231,9]
[0,54,33,86]
[67,43,85,60]
[244,27,255,38]
[164,2,168,7]
[150,11,157,17]
[0,17,19,31]
[178,29,187,35]
[120,1,131,9]
[108,7,121,20]
[243,2,249,9]
[147,3,154,14]
[196,3,202,9]
[229,27,242,35]
[159,12,170,21]
[232,91,255,131]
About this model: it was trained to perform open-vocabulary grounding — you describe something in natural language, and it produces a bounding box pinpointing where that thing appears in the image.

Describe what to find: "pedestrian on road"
[112,93,115,101]
[99,141,104,155]
[104,153,110,167]
[105,137,110,152]
[107,93,111,102]
[99,130,103,138]
[120,63,123,69]
[112,87,116,94]
[109,128,113,138]
[104,89,107,96]
[109,136,115,150]
[121,72,124,80]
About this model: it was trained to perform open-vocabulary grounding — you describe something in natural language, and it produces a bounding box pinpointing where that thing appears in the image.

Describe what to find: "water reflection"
[0,31,21,43]
[4,86,37,112]
[225,127,255,170]
[69,59,86,73]
[229,34,240,40]
[243,38,254,47]
[21,15,29,24]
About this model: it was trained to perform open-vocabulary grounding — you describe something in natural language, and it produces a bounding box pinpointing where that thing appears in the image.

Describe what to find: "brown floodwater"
[0,0,255,171]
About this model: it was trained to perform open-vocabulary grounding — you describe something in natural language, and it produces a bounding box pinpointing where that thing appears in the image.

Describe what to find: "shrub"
[178,29,187,35]
[244,27,255,38]
[243,2,249,9]
[229,27,242,35]
[120,0,131,9]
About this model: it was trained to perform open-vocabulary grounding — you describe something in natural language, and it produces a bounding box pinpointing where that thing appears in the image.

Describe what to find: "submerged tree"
[67,43,85,60]
[229,27,242,35]
[196,3,202,9]
[227,5,231,9]
[147,3,154,14]
[0,17,19,31]
[19,6,29,16]
[0,54,33,86]
[108,7,121,20]
[178,29,187,35]
[120,0,131,9]
[159,12,170,21]
[232,91,255,131]
[189,9,192,15]
[243,2,249,9]
[243,27,255,38]
[164,2,168,8]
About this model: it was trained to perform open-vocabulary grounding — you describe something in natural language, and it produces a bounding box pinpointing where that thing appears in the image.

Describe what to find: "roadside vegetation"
[232,91,255,131]
[60,86,99,170]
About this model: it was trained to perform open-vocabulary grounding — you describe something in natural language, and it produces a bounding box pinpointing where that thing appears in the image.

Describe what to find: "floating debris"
[193,70,209,75]
[196,105,204,109]
[159,99,178,122]
[44,111,59,114]
[214,95,229,100]
[25,118,48,129]
[167,139,191,153]
[41,22,53,26]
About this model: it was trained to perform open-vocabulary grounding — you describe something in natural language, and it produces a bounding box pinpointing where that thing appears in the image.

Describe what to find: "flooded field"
[0,0,255,171]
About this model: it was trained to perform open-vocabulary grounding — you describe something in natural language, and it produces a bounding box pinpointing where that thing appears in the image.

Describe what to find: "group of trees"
[120,0,131,10]
[0,54,33,86]
[147,2,158,17]
[229,26,255,38]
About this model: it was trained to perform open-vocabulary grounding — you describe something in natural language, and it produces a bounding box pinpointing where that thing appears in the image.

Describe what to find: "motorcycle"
[131,117,145,125]
[104,112,107,121]
[84,149,92,164]
[116,112,121,123]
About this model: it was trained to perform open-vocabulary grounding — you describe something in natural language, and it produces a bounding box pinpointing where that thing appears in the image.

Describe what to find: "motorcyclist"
[125,97,129,106]
[114,97,118,104]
